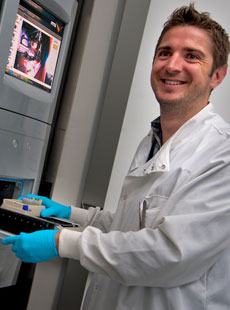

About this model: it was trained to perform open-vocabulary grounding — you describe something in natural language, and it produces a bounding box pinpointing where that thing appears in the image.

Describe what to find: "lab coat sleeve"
[70,206,115,233]
[59,151,230,288]
[70,207,89,226]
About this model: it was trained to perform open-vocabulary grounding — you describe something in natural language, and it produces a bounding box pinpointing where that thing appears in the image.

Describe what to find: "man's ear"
[210,64,228,90]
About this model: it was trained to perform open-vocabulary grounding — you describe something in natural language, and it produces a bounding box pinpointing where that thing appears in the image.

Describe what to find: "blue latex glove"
[18,194,71,219]
[1,230,59,263]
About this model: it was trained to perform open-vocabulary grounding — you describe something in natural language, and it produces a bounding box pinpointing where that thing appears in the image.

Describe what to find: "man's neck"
[160,102,209,144]
[160,114,186,144]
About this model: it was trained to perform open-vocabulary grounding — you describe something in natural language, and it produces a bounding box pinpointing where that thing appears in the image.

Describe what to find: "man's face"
[151,25,217,112]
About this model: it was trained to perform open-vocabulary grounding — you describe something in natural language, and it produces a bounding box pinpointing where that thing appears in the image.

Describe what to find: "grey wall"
[49,0,126,206]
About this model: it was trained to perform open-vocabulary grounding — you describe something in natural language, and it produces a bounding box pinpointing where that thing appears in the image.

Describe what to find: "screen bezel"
[5,0,65,93]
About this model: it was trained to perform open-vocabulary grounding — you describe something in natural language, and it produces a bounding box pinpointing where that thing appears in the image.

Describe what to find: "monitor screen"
[5,0,64,92]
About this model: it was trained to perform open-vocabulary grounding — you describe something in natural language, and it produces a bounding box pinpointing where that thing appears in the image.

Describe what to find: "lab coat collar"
[130,103,215,176]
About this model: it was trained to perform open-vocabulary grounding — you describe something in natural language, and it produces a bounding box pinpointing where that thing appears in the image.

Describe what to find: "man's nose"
[165,53,182,74]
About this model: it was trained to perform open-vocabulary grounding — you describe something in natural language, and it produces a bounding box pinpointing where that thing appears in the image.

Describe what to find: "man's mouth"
[162,79,186,85]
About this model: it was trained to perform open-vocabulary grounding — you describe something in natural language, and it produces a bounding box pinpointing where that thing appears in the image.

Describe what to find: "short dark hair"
[154,3,230,74]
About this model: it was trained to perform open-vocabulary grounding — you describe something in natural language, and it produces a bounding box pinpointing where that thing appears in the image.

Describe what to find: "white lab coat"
[59,103,230,310]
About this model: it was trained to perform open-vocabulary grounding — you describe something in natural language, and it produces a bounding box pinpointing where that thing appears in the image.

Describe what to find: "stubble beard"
[153,82,211,117]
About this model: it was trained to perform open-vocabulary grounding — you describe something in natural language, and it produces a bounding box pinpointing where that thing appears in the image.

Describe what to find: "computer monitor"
[5,0,64,92]
[0,0,79,123]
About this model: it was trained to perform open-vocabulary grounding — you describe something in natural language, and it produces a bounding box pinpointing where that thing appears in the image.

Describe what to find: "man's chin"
[156,96,185,106]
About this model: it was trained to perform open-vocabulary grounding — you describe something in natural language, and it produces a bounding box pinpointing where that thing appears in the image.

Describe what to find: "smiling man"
[2,4,230,310]
[151,16,228,143]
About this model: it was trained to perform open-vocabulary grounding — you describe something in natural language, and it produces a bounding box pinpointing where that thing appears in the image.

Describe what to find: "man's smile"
[161,79,187,85]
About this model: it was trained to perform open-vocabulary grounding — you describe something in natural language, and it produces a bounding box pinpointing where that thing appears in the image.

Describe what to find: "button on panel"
[11,139,18,149]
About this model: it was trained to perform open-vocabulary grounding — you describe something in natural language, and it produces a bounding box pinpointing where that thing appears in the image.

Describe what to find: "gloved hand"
[1,230,60,263]
[19,194,71,219]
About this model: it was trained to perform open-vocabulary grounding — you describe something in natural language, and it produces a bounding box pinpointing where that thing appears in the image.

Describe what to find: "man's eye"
[158,51,170,57]
[187,54,198,60]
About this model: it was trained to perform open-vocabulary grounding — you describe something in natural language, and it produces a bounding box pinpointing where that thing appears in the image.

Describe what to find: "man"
[2,4,230,309]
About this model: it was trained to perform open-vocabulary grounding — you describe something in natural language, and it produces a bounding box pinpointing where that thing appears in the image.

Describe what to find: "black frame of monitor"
[5,0,65,93]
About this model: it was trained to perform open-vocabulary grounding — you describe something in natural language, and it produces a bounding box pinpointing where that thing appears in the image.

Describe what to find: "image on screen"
[5,0,64,92]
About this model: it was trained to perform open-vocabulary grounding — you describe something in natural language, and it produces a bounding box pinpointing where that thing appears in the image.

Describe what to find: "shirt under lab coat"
[59,103,230,310]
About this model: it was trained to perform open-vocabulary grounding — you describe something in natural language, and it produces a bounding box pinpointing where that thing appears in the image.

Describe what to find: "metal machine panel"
[0,109,50,181]
[0,1,81,307]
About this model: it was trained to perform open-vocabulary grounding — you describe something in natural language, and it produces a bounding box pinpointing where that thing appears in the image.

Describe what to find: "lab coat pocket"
[139,195,167,229]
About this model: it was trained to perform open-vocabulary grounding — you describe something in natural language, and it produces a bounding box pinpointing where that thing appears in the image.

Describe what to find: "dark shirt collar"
[146,117,162,162]
[151,117,162,146]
